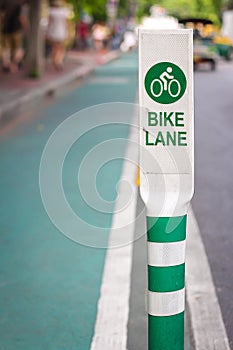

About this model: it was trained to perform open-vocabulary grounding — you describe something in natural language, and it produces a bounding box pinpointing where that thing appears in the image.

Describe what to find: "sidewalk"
[0,49,120,125]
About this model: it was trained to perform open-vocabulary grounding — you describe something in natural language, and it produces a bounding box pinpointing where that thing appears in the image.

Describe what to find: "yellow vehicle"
[179,18,218,70]
[179,18,233,62]
[193,38,217,71]
[214,35,233,60]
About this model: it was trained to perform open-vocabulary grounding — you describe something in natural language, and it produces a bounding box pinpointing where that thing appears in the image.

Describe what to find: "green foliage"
[194,0,219,22]
[118,0,129,18]
[67,0,107,21]
[161,0,196,18]
[137,0,154,18]
[66,0,224,24]
[137,0,223,24]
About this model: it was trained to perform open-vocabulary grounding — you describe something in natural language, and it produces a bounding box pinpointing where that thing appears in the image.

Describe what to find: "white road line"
[90,120,138,350]
[186,207,231,350]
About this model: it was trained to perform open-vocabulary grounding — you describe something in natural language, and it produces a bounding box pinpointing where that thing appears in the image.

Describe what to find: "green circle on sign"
[144,62,187,104]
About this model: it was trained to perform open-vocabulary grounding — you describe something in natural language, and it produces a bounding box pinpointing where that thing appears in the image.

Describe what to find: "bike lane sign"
[138,28,194,350]
[138,29,194,217]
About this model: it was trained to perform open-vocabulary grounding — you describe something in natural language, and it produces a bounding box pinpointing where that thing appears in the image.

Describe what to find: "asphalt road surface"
[192,59,233,348]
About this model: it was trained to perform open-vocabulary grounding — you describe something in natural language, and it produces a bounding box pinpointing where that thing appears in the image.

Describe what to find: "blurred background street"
[0,0,233,349]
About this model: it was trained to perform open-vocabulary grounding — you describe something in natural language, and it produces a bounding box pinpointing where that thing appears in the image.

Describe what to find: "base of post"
[148,312,184,350]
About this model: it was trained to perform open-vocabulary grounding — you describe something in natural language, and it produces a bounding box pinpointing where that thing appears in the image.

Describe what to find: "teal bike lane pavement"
[0,52,138,350]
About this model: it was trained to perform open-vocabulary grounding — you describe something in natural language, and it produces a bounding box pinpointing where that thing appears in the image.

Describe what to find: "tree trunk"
[227,0,233,9]
[130,0,139,20]
[26,0,43,78]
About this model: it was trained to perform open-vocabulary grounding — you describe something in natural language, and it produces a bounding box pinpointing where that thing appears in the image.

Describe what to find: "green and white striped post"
[138,29,194,349]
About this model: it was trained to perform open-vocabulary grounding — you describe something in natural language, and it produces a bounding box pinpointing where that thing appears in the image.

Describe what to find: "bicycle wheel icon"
[150,79,163,97]
[168,79,181,98]
[150,78,181,98]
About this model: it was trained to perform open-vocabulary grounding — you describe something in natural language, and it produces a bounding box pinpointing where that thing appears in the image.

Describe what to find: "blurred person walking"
[92,22,111,53]
[76,19,89,50]
[0,0,29,73]
[46,0,69,71]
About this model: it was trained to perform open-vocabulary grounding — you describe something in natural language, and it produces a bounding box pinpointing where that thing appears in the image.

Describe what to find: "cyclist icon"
[150,66,181,98]
[160,67,174,91]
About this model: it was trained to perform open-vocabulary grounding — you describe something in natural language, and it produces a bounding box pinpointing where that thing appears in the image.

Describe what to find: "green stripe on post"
[148,312,184,350]
[148,264,185,293]
[147,216,187,350]
[147,216,187,243]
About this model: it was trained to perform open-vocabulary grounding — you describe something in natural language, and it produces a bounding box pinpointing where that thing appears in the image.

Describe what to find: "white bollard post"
[138,29,194,350]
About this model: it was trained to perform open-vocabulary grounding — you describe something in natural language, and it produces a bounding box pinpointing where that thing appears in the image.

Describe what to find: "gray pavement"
[192,60,233,348]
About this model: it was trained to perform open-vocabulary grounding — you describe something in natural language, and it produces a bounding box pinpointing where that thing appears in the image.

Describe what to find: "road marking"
[90,119,138,350]
[148,240,186,267]
[147,288,185,317]
[186,207,231,350]
[89,77,130,84]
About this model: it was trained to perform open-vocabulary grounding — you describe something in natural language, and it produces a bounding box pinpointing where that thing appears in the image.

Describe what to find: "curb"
[0,50,120,126]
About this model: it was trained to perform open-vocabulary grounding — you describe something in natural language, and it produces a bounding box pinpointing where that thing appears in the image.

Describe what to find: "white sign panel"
[139,29,194,216]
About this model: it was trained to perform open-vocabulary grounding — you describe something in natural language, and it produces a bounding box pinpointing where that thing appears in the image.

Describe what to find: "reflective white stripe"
[147,288,185,317]
[90,111,138,350]
[147,240,186,267]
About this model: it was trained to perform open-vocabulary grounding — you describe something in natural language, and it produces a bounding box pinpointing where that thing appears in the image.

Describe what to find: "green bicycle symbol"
[144,62,187,104]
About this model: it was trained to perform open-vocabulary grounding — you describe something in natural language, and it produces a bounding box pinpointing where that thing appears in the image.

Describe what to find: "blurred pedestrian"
[0,0,29,73]
[92,22,111,52]
[120,29,137,52]
[76,19,89,50]
[46,0,69,71]
[111,24,123,50]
